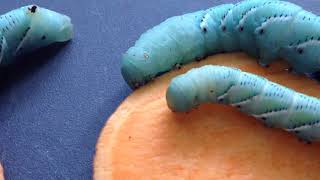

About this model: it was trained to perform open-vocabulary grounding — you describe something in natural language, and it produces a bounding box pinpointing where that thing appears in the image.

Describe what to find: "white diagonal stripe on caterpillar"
[0,5,73,65]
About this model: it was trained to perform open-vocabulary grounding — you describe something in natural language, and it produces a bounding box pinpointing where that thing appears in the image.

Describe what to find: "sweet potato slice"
[94,53,320,180]
[0,163,4,180]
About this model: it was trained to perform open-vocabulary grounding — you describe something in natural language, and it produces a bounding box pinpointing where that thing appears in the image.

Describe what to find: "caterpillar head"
[17,5,73,54]
[121,47,160,89]
[166,74,199,112]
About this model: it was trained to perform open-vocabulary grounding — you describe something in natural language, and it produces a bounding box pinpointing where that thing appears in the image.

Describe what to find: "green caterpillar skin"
[166,65,320,142]
[121,0,320,89]
[0,5,73,65]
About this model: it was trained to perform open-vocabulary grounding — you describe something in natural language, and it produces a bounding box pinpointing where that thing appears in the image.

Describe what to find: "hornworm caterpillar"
[121,0,320,89]
[0,5,73,65]
[166,65,320,142]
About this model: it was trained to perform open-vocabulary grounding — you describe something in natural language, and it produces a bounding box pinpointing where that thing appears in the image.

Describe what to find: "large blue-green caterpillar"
[121,0,320,89]
[0,5,73,65]
[166,65,320,142]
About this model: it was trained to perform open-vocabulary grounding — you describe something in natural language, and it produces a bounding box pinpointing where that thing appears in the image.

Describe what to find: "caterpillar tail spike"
[0,5,73,65]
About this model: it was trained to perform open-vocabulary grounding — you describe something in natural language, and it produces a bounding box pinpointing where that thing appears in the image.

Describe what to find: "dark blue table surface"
[0,0,317,179]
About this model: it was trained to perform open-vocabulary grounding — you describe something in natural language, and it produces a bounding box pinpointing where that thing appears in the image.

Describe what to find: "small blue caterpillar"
[166,65,320,142]
[0,5,73,65]
[121,0,320,89]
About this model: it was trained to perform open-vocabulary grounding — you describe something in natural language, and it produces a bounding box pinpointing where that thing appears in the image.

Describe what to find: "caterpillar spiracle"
[0,5,73,65]
[121,0,320,89]
[166,65,320,142]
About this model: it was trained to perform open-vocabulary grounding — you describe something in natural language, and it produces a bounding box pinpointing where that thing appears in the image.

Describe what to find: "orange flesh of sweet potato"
[94,53,320,180]
[0,164,4,180]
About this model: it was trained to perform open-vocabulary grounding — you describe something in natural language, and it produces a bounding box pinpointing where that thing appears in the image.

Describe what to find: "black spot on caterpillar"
[121,0,320,89]
[28,5,37,13]
[0,5,73,65]
[166,65,320,142]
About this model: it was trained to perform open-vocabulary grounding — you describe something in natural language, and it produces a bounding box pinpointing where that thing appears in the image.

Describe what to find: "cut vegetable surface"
[95,53,320,180]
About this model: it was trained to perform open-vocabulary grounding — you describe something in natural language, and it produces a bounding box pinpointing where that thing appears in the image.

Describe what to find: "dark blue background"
[0,0,317,179]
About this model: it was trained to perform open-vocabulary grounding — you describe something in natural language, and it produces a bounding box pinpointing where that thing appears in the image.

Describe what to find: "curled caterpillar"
[166,65,320,142]
[0,5,73,65]
[121,0,320,89]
